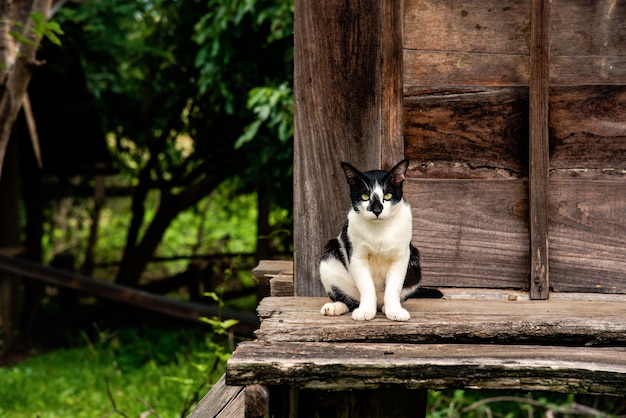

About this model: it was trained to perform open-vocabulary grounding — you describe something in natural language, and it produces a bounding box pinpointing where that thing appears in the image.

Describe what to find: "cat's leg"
[350,254,377,321]
[320,257,358,316]
[382,256,412,321]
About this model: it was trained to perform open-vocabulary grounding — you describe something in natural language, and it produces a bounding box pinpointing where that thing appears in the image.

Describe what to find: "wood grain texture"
[228,341,626,395]
[188,375,244,418]
[403,0,530,55]
[405,179,529,289]
[550,0,626,56]
[253,296,626,346]
[550,56,626,85]
[549,179,626,293]
[294,0,384,296]
[549,0,626,84]
[404,50,529,87]
[404,88,528,178]
[550,86,626,169]
[403,0,530,87]
[528,0,550,299]
[380,0,405,169]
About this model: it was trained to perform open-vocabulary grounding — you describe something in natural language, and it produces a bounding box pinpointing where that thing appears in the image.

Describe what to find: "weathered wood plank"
[403,0,530,56]
[269,274,294,297]
[404,50,529,87]
[550,86,626,170]
[549,0,626,84]
[549,179,626,293]
[253,296,626,346]
[550,56,626,85]
[550,0,626,57]
[188,375,244,418]
[252,260,293,282]
[404,88,528,178]
[227,342,626,395]
[405,179,529,289]
[380,0,404,169]
[528,0,550,299]
[294,0,384,297]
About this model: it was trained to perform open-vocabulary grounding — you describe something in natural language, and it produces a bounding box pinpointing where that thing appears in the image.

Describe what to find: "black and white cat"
[320,159,442,321]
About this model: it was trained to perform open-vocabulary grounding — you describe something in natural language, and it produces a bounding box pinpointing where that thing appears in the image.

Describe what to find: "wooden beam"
[0,253,259,327]
[380,0,404,169]
[529,0,550,299]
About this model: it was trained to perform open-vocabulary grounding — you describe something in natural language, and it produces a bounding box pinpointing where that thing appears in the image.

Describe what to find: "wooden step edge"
[226,341,626,396]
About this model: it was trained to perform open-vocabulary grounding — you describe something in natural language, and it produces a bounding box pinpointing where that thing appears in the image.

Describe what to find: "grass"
[0,325,231,418]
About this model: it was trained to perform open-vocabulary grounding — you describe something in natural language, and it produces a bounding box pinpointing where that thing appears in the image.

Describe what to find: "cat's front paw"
[321,301,350,316]
[383,306,411,321]
[351,307,376,321]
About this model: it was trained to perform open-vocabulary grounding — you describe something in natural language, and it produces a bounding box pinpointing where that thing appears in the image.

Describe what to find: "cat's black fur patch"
[321,221,351,269]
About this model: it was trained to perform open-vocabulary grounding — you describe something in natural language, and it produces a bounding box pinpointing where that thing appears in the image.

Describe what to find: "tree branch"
[0,0,52,180]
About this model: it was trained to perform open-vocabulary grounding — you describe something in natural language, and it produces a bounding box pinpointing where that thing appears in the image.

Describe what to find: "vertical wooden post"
[529,0,550,299]
[381,0,405,169]
[294,0,386,296]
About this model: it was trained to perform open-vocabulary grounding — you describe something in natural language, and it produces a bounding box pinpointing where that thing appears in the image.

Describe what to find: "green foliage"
[46,0,295,287]
[236,82,294,149]
[427,389,617,417]
[30,12,64,46]
[0,327,230,417]
[8,12,64,48]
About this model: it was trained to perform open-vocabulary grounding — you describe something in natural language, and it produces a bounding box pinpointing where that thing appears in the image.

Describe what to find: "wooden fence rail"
[0,253,259,328]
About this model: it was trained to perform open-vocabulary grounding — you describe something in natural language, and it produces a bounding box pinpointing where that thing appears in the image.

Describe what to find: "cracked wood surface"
[227,293,626,395]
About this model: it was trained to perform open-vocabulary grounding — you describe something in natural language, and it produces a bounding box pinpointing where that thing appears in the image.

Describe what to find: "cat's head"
[340,159,409,221]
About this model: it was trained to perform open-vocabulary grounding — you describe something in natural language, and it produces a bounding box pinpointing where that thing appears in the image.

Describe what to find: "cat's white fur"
[320,181,414,321]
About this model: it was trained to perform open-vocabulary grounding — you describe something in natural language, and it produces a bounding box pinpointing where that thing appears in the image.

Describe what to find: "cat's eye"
[360,194,370,201]
[383,193,393,200]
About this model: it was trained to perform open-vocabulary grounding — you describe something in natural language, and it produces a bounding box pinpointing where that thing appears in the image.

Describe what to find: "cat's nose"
[370,201,383,217]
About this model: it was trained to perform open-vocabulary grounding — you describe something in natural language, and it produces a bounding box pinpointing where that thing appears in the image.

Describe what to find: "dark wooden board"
[550,0,626,56]
[549,179,626,293]
[403,0,530,87]
[253,295,626,346]
[403,0,626,86]
[227,341,626,395]
[404,87,528,178]
[550,86,626,169]
[403,0,530,55]
[528,0,550,299]
[405,179,529,289]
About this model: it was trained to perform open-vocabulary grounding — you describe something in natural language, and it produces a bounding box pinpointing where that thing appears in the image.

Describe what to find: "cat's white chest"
[347,201,412,294]
[347,201,412,254]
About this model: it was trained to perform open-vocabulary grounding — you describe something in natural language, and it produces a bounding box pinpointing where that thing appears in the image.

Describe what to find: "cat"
[319,159,443,321]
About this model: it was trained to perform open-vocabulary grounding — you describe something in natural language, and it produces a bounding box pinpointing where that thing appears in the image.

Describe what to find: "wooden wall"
[404,0,626,294]
[294,0,626,297]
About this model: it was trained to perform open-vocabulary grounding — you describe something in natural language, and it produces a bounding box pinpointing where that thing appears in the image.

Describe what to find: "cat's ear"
[340,162,364,187]
[388,159,409,186]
